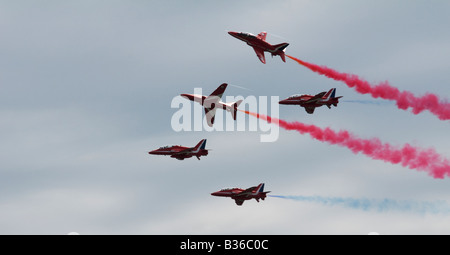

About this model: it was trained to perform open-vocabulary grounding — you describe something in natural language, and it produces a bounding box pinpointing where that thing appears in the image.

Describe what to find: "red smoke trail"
[286,55,450,121]
[241,110,450,179]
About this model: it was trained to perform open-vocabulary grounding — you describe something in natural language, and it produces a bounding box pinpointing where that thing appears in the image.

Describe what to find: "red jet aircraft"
[279,88,343,114]
[228,31,289,64]
[211,183,270,206]
[181,83,243,127]
[148,139,208,160]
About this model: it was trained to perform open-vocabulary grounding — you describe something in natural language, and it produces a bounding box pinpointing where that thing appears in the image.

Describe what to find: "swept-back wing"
[203,83,228,127]
[234,199,245,206]
[208,83,227,98]
[257,31,267,41]
[204,107,217,127]
[305,106,316,114]
[234,186,257,198]
[171,147,193,158]
[252,46,266,64]
[304,91,326,103]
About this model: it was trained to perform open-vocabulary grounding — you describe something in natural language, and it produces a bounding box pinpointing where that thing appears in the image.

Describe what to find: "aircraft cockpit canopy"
[220,188,238,191]
[240,32,256,39]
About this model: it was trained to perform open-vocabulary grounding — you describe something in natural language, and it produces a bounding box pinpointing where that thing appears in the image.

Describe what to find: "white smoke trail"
[228,83,253,92]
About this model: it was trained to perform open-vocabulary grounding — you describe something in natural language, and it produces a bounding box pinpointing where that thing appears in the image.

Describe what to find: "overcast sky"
[1,0,450,234]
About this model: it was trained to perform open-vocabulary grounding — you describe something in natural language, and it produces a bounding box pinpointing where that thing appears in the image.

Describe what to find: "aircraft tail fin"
[254,183,265,194]
[330,88,336,99]
[324,88,343,108]
[254,183,270,200]
[273,43,289,52]
[323,88,336,100]
[230,99,243,120]
[272,43,289,62]
[326,88,342,100]
[193,139,207,152]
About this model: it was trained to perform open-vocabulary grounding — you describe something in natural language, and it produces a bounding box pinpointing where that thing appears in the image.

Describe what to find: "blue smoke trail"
[270,195,450,214]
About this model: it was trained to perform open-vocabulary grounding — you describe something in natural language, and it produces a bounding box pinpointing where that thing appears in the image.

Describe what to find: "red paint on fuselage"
[279,94,341,108]
[279,88,342,114]
[211,183,270,206]
[229,32,277,52]
[211,188,245,197]
[148,145,189,155]
[228,31,289,63]
[148,139,208,160]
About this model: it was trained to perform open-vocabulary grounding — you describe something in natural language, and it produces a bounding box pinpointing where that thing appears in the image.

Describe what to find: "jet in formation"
[211,183,270,206]
[279,88,343,114]
[181,83,243,127]
[148,139,208,160]
[228,31,289,64]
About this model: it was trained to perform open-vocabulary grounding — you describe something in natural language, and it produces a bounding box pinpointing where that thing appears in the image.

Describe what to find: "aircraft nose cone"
[279,99,288,104]
[180,94,194,100]
[211,191,219,196]
[148,150,157,155]
[228,31,239,38]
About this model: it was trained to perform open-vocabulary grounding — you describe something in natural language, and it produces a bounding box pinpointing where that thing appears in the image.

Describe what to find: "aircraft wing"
[304,106,316,114]
[204,107,217,127]
[235,186,257,197]
[173,148,192,154]
[203,83,227,127]
[208,83,227,98]
[257,32,267,41]
[170,153,188,160]
[203,95,220,127]
[252,46,266,64]
[304,91,326,103]
[171,148,193,159]
[234,199,245,206]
